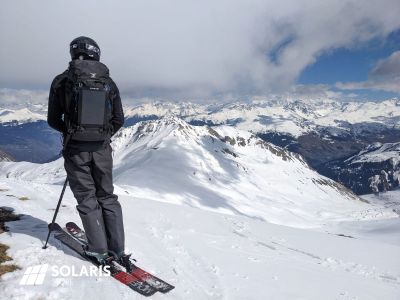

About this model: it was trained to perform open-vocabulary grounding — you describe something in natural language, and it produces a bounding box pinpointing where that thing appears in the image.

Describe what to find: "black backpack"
[63,59,113,142]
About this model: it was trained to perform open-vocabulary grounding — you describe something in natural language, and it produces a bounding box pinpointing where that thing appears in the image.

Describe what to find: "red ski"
[66,222,175,293]
[50,223,157,297]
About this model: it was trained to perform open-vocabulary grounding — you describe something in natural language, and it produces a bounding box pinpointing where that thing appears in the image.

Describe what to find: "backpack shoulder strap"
[50,70,69,111]
[51,72,67,90]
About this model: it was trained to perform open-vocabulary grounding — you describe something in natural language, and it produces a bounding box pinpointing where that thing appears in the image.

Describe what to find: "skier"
[47,36,133,270]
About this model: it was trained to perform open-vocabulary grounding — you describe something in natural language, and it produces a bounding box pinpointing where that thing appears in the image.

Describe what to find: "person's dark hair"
[69,36,101,61]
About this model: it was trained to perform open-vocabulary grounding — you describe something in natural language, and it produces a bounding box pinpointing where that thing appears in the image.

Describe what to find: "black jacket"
[47,60,124,152]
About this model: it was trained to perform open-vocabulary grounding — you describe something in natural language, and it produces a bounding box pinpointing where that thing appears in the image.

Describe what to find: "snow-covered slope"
[1,117,392,228]
[0,170,399,299]
[362,188,400,214]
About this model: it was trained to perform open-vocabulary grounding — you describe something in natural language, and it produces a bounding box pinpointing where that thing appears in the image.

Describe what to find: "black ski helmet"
[69,36,101,61]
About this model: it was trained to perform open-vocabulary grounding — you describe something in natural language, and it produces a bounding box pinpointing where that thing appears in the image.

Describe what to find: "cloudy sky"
[1,0,399,103]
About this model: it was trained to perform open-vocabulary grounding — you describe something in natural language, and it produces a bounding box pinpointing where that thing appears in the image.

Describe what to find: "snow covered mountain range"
[2,98,399,135]
[122,100,400,195]
[0,116,380,227]
[0,98,399,194]
[121,98,400,137]
[0,116,399,299]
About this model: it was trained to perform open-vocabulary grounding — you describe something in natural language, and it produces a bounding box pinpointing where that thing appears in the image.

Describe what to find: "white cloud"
[336,79,400,93]
[371,51,400,78]
[336,50,400,93]
[1,0,400,98]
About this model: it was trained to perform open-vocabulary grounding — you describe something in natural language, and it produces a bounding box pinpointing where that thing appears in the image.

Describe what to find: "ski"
[66,222,175,293]
[49,223,157,297]
[65,222,87,244]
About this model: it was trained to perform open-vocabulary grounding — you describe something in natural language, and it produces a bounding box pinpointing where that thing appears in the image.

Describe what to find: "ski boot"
[85,250,113,266]
[116,253,137,273]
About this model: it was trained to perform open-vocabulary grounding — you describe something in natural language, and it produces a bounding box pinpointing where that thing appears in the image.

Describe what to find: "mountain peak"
[0,107,46,124]
[102,117,374,227]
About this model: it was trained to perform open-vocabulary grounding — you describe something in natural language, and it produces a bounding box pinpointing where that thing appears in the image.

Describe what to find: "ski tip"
[159,285,175,293]
[48,222,61,231]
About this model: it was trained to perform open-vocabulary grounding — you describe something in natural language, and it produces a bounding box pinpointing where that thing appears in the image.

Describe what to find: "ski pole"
[43,177,68,249]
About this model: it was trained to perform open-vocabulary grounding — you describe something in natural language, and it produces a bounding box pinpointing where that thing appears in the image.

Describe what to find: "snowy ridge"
[111,117,396,227]
[347,142,400,164]
[0,107,46,124]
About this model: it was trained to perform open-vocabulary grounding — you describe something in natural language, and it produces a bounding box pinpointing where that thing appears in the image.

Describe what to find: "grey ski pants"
[64,144,125,255]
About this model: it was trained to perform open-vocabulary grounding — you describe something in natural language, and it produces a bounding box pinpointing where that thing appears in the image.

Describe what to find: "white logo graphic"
[19,264,111,286]
[20,264,49,286]
[90,73,96,78]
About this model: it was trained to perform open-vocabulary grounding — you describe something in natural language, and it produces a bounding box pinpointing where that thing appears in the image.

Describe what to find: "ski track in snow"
[0,180,399,299]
